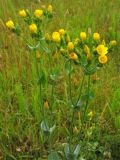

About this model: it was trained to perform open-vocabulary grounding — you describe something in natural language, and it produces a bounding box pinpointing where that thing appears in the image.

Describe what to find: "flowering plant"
[6,4,117,159]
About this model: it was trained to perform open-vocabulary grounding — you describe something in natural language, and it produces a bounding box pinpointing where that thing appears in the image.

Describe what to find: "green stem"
[75,74,85,106]
[68,60,75,107]
[83,75,91,121]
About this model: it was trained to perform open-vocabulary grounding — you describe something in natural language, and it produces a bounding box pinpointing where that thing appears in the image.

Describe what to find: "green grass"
[0,0,120,159]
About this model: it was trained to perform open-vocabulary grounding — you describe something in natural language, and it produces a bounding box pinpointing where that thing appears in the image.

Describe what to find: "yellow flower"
[93,32,100,41]
[70,52,78,60]
[44,100,49,109]
[88,111,94,120]
[80,32,87,40]
[34,9,43,18]
[36,51,41,59]
[67,42,74,51]
[6,20,15,29]
[47,5,53,13]
[52,32,61,43]
[96,44,108,55]
[59,29,65,36]
[29,23,37,34]
[45,33,51,41]
[19,10,27,17]
[110,40,117,46]
[98,55,108,64]
[84,45,91,60]
[84,45,90,54]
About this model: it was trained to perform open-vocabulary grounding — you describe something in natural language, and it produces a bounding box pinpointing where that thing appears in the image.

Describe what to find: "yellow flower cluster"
[70,52,78,60]
[29,23,37,34]
[84,45,91,61]
[93,32,100,41]
[34,9,43,18]
[47,5,53,13]
[6,20,15,29]
[96,44,108,64]
[67,42,74,51]
[19,10,27,17]
[59,29,65,36]
[80,32,87,40]
[52,32,61,43]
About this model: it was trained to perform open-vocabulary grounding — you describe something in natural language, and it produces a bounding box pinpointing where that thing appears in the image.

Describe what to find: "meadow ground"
[0,0,120,159]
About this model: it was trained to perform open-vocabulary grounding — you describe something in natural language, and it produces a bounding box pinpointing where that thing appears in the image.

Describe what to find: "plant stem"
[68,60,75,107]
[83,75,91,121]
[75,74,85,106]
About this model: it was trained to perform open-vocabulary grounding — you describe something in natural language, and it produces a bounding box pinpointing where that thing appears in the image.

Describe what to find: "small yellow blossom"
[98,55,108,64]
[70,52,78,60]
[88,111,94,120]
[47,5,53,13]
[84,45,91,60]
[80,32,87,40]
[84,45,90,54]
[67,42,74,51]
[110,40,117,46]
[34,9,43,18]
[6,20,15,29]
[52,32,61,43]
[96,44,108,55]
[19,10,27,17]
[93,32,100,41]
[29,23,37,34]
[44,100,49,109]
[59,29,65,36]
[36,51,41,59]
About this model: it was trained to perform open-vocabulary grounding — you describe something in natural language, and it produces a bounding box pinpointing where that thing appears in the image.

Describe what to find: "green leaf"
[74,144,80,159]
[48,151,60,160]
[40,121,50,135]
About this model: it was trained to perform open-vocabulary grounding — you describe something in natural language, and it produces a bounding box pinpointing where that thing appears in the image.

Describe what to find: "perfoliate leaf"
[48,151,60,160]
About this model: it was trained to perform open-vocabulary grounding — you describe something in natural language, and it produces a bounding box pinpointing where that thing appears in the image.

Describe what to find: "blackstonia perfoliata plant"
[6,4,117,160]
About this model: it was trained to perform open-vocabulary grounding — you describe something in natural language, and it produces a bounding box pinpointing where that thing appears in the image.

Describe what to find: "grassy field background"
[0,0,120,159]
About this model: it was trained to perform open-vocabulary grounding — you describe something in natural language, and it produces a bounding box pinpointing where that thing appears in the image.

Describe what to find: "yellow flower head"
[44,100,49,109]
[59,29,65,36]
[96,44,108,55]
[84,45,90,54]
[45,33,51,41]
[80,32,87,40]
[93,32,100,41]
[34,9,43,18]
[52,32,61,43]
[67,42,74,51]
[6,20,15,29]
[70,52,78,60]
[110,40,117,46]
[29,23,37,34]
[98,55,108,64]
[88,111,94,117]
[47,5,53,13]
[19,10,27,17]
